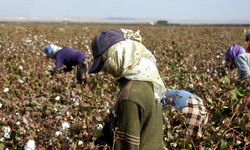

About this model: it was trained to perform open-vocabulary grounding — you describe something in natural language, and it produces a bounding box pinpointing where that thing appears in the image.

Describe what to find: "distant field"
[1,23,250,149]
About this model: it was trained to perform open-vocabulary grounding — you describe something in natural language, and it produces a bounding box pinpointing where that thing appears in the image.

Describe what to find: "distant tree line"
[157,20,168,25]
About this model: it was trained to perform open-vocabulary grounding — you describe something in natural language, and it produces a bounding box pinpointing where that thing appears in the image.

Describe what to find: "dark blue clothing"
[54,48,87,73]
[161,90,200,110]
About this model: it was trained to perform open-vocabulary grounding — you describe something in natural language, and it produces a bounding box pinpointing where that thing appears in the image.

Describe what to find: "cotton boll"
[78,140,83,146]
[96,124,103,131]
[75,101,79,106]
[24,140,36,150]
[3,88,9,93]
[55,131,62,137]
[104,102,109,107]
[222,60,226,65]
[16,121,20,126]
[4,133,10,139]
[19,79,24,83]
[236,140,241,146]
[26,39,32,43]
[193,66,197,70]
[189,84,194,88]
[3,126,11,134]
[66,136,71,141]
[3,126,11,139]
[62,122,70,130]
[53,108,58,112]
[55,96,60,101]
[47,65,52,70]
[22,117,30,127]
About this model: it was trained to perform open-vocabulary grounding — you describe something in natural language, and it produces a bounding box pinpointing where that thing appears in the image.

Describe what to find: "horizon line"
[0,15,250,25]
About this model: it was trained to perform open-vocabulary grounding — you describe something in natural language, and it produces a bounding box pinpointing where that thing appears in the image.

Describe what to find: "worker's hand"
[58,70,64,74]
[48,70,55,75]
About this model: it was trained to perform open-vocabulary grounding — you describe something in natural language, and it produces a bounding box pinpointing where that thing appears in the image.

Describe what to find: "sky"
[0,0,249,22]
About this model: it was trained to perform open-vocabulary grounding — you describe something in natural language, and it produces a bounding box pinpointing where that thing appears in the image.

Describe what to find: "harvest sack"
[73,60,89,84]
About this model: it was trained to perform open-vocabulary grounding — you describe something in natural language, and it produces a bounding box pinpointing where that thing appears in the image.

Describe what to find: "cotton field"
[0,23,250,149]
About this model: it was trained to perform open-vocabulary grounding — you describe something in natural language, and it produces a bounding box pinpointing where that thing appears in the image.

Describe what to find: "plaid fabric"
[179,96,208,139]
[73,60,89,84]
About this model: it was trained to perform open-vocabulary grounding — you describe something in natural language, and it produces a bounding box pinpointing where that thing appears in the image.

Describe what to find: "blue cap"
[44,45,51,54]
[89,29,125,73]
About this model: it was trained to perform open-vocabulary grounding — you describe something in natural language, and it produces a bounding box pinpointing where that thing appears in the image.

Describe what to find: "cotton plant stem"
[0,96,6,102]
[213,95,250,150]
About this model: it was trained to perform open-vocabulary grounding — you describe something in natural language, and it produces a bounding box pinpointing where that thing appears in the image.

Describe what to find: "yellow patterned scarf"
[102,28,166,101]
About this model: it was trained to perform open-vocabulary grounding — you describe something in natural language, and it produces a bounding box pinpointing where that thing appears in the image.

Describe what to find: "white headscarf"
[46,44,63,59]
[102,28,166,101]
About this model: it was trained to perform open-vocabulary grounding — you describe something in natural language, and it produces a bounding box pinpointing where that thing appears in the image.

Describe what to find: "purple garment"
[54,48,87,73]
[225,44,245,65]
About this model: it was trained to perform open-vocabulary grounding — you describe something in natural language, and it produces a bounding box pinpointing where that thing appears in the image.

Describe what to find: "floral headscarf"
[102,28,166,101]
